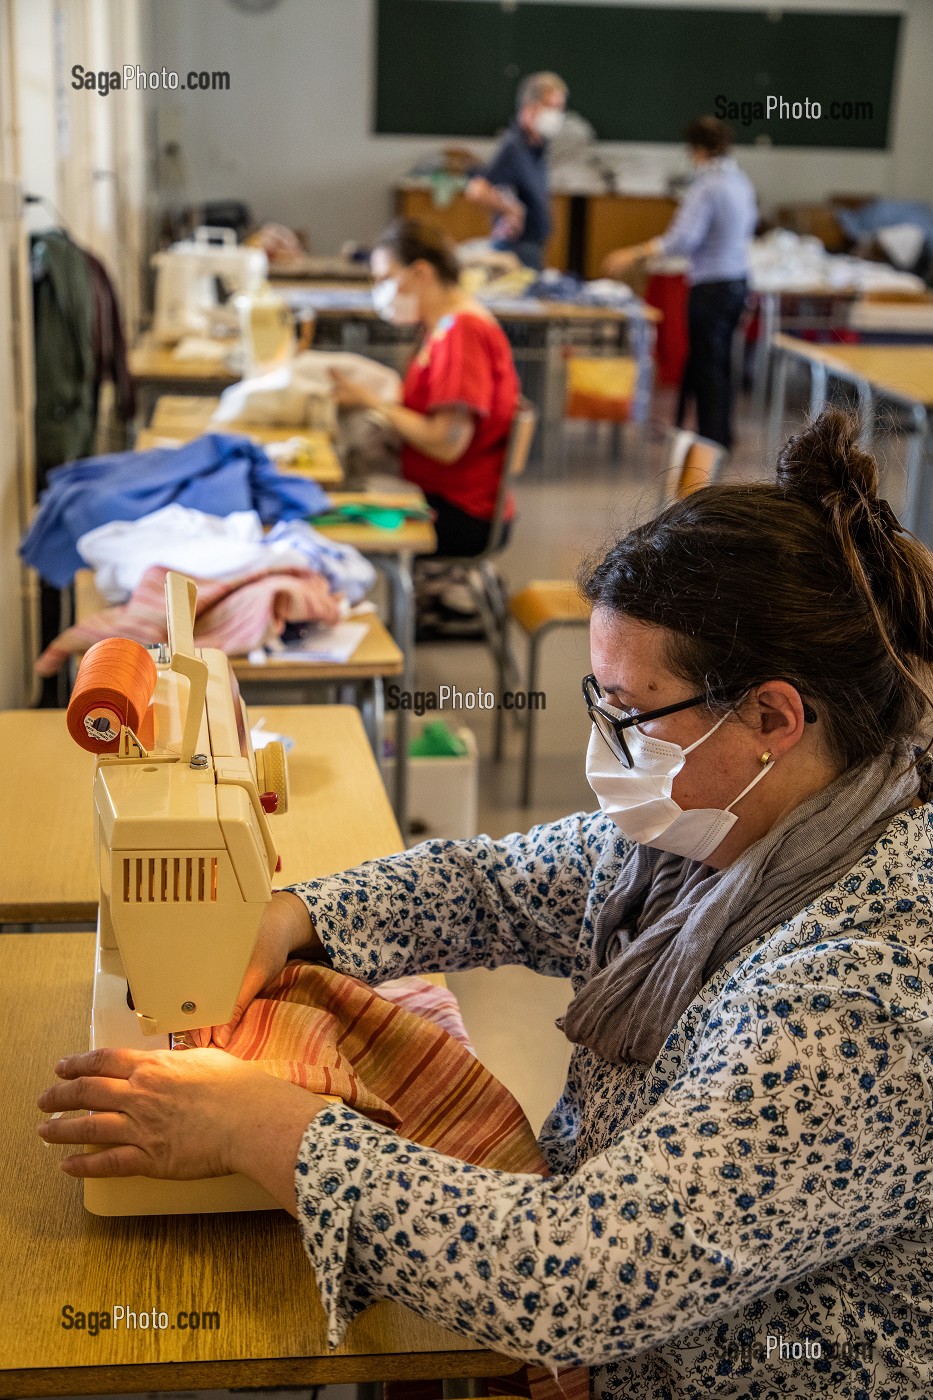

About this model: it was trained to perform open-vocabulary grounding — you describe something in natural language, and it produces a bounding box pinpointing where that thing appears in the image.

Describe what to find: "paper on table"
[250,620,368,665]
[250,724,295,753]
[171,335,233,362]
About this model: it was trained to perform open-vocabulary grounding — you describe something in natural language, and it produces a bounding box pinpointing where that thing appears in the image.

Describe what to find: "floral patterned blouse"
[287,804,933,1400]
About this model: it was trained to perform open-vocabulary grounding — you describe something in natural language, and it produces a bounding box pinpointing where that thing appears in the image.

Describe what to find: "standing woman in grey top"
[604,117,757,450]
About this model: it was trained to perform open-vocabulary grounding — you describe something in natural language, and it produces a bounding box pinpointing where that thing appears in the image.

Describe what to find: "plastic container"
[383,719,479,840]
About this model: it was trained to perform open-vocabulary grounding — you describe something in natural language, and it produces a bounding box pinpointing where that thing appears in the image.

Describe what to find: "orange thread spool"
[67,639,158,754]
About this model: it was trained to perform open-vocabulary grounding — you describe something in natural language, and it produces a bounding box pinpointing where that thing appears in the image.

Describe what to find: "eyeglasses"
[582,673,707,768]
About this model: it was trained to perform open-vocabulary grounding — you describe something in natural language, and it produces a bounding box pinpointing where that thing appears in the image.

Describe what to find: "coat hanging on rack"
[30,228,96,485]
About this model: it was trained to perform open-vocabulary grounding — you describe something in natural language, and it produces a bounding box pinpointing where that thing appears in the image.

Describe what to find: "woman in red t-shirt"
[330,220,520,558]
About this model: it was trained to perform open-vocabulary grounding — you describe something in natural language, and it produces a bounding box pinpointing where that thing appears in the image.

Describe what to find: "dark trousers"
[678,278,747,450]
[425,493,510,558]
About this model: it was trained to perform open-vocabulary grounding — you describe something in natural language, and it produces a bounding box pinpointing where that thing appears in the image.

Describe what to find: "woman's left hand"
[329,369,382,412]
[37,1047,326,1189]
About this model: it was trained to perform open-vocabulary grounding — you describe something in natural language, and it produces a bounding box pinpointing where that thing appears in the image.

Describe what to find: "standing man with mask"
[466,72,568,271]
[603,117,756,451]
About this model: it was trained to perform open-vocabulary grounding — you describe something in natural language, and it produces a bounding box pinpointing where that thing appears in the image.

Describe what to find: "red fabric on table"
[644,271,689,387]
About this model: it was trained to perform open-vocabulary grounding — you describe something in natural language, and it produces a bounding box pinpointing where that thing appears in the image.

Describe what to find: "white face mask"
[371,277,420,326]
[585,715,773,863]
[534,107,564,139]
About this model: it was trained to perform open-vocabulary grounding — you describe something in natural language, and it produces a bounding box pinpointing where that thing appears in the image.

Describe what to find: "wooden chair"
[508,580,591,807]
[508,429,724,806]
[656,428,727,506]
[436,398,538,757]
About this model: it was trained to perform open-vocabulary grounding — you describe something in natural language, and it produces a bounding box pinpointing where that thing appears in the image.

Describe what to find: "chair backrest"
[484,397,537,556]
[658,429,726,507]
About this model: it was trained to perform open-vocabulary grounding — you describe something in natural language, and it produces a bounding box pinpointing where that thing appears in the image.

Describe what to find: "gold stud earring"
[760,750,772,766]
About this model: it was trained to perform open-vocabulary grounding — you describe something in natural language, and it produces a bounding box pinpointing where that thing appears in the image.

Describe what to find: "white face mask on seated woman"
[371,277,420,326]
[585,713,775,864]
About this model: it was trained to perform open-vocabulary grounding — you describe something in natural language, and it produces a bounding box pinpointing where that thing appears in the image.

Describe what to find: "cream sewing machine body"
[82,572,288,1216]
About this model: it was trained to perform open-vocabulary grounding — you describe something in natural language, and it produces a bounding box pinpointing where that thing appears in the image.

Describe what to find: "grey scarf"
[561,745,926,1067]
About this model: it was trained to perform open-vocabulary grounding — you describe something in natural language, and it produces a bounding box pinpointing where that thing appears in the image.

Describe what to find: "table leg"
[856,380,875,451]
[374,553,414,845]
[753,291,778,421]
[358,677,385,758]
[808,361,828,419]
[542,324,565,474]
[766,345,792,463]
[902,402,930,544]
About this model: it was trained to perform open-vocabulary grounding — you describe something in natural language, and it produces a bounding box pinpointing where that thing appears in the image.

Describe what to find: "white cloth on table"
[211,351,401,428]
[78,504,375,604]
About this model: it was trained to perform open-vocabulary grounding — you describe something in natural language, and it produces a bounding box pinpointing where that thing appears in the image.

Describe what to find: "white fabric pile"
[749,229,925,295]
[211,351,401,428]
[78,504,377,605]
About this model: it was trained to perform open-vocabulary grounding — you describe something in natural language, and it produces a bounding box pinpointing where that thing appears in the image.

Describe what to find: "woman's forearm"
[378,404,473,463]
[228,1078,331,1215]
[273,890,328,959]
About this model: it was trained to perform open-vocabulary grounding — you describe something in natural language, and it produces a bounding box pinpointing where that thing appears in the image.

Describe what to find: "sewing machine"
[78,573,289,1215]
[151,226,268,346]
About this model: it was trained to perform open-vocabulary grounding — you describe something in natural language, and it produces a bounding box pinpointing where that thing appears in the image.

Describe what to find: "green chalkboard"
[375,1,901,150]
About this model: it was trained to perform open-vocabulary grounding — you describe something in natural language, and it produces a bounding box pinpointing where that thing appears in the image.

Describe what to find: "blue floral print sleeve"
[294,944,931,1375]
[286,810,627,983]
[286,806,933,1398]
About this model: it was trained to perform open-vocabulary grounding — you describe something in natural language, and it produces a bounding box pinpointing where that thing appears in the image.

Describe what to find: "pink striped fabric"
[189,963,548,1175]
[201,967,588,1397]
[36,564,341,675]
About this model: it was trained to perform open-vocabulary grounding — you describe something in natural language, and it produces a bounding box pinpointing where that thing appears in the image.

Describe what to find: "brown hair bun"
[581,407,933,772]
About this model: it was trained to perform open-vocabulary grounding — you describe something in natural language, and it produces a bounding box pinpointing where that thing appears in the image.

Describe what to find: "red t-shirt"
[401,310,520,522]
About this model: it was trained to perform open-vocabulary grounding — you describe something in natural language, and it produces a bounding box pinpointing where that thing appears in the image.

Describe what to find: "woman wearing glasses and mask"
[40,409,933,1399]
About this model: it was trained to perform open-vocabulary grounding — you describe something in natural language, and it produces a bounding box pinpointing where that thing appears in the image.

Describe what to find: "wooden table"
[748,284,861,415]
[128,334,241,386]
[317,492,436,842]
[0,705,406,926]
[128,334,242,425]
[268,253,372,281]
[279,282,659,468]
[768,334,933,542]
[583,193,679,281]
[0,706,519,1395]
[135,395,344,486]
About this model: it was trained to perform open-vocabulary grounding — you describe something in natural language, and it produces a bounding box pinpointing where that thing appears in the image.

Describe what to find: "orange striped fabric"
[213,963,549,1175]
[215,964,589,1398]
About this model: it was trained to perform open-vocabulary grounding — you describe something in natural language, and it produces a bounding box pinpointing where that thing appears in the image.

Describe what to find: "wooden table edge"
[234,657,403,682]
[0,901,97,924]
[0,1347,521,1395]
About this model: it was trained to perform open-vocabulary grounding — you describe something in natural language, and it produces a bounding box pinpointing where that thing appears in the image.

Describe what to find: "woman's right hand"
[207,891,322,1048]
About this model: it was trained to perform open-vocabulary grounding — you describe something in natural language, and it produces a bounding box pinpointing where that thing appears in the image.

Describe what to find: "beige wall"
[0,1,36,708]
[1,0,148,705]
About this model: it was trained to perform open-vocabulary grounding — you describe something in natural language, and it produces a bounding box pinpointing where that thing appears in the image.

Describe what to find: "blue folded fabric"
[21,433,331,587]
[835,200,933,250]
